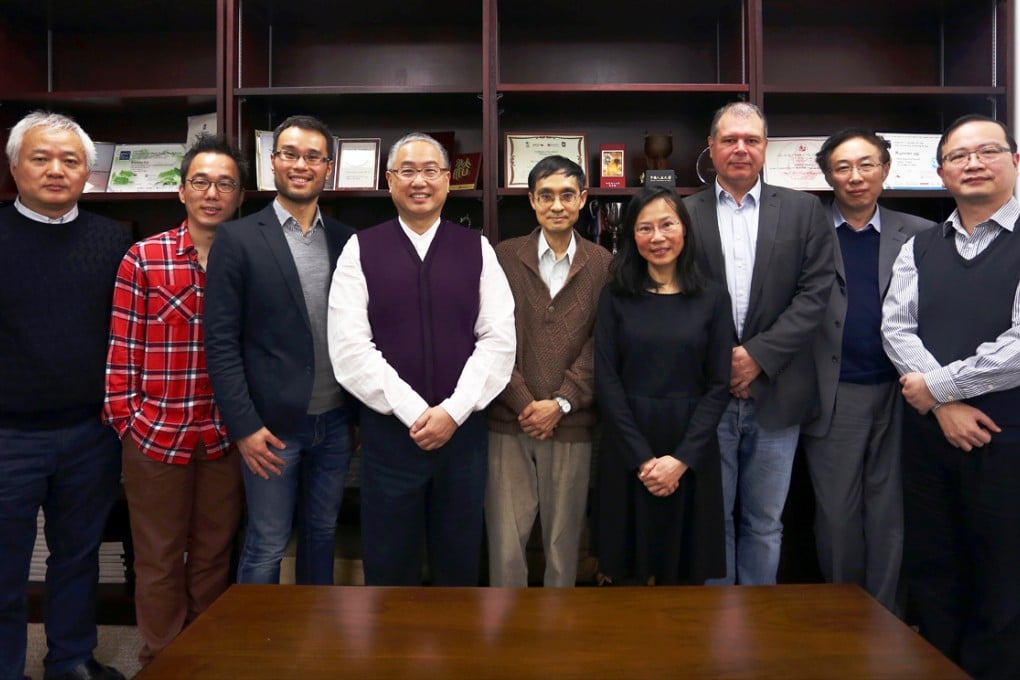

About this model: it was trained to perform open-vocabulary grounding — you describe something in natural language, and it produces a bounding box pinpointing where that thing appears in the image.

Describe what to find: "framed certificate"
[878,132,943,190]
[599,143,625,188]
[336,138,381,190]
[763,136,828,191]
[505,133,587,188]
[106,143,187,192]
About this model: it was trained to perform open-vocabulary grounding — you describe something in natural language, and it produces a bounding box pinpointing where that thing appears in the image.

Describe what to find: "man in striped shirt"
[104,135,247,667]
[882,114,1020,679]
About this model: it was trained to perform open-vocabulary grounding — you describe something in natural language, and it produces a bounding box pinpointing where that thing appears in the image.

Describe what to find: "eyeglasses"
[389,166,449,181]
[941,145,1011,167]
[635,221,682,238]
[185,177,240,193]
[272,149,331,167]
[533,191,581,207]
[830,161,883,178]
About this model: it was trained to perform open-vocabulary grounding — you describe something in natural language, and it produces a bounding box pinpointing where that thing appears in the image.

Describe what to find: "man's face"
[386,140,450,223]
[179,152,244,232]
[10,125,90,218]
[271,126,333,205]
[825,137,888,219]
[528,171,587,238]
[708,111,767,194]
[937,120,1019,208]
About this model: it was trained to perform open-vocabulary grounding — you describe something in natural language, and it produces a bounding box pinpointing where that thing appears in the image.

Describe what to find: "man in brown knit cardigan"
[486,155,613,587]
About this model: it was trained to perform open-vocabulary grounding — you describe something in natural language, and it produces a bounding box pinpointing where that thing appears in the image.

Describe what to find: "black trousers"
[359,409,487,586]
[901,408,1020,680]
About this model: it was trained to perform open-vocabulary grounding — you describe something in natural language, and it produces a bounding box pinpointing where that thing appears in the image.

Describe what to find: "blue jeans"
[708,398,799,586]
[237,408,352,585]
[0,417,121,679]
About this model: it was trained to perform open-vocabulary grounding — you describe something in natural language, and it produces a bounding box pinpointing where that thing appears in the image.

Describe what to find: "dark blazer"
[683,183,836,429]
[204,202,355,440]
[802,205,936,437]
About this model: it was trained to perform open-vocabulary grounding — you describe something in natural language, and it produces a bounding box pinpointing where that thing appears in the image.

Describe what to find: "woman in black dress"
[593,186,733,585]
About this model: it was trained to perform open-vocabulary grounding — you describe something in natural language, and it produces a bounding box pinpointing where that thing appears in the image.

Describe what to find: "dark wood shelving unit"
[0,0,1013,610]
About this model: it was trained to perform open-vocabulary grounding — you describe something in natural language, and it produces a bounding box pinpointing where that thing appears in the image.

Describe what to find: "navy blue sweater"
[0,205,131,427]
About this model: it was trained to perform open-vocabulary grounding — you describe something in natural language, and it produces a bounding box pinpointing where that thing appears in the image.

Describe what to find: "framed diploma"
[505,133,587,188]
[877,132,943,190]
[336,138,381,190]
[106,143,187,192]
[763,136,828,191]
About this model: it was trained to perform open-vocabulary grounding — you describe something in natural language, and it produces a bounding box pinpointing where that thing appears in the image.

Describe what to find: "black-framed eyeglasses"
[186,177,240,193]
[272,149,332,167]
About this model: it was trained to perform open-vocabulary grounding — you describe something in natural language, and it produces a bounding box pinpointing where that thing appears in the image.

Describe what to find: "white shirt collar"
[537,229,576,264]
[14,196,79,224]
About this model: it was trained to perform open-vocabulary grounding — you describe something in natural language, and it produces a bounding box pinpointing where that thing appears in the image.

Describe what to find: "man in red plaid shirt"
[103,135,247,668]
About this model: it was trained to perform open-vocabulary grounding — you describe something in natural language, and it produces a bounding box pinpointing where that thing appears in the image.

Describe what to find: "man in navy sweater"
[0,112,131,680]
[883,114,1020,679]
[802,129,933,615]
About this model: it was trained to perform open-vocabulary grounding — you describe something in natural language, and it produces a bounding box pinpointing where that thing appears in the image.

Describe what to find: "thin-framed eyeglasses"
[533,191,581,207]
[941,145,1011,167]
[635,221,682,238]
[272,149,331,167]
[829,161,883,178]
[389,166,449,181]
[185,177,240,193]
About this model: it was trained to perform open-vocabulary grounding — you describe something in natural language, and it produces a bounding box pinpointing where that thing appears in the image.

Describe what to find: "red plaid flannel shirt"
[104,223,228,463]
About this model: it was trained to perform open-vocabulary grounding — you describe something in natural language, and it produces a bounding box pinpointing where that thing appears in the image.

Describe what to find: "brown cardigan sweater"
[488,228,612,442]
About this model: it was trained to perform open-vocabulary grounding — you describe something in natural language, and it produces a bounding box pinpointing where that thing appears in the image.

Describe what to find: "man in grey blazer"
[205,115,356,586]
[683,102,835,585]
[802,129,934,614]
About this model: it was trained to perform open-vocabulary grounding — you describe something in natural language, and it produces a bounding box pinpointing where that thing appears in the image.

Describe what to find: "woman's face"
[633,197,685,271]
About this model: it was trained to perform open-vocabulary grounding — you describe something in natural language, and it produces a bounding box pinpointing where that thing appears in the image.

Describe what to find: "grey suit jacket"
[204,203,355,441]
[684,183,836,429]
[802,205,936,437]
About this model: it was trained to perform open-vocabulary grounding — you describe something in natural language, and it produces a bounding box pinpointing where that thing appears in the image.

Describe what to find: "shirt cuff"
[438,396,472,427]
[924,367,962,404]
[392,393,430,429]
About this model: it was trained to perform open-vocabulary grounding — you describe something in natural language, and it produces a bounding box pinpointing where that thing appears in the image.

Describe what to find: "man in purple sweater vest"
[0,112,130,680]
[328,132,516,585]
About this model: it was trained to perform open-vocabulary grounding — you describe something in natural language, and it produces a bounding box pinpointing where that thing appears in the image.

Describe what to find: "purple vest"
[360,219,482,405]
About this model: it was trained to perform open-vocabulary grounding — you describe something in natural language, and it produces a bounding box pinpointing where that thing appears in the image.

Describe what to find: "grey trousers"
[802,381,904,615]
[485,432,591,587]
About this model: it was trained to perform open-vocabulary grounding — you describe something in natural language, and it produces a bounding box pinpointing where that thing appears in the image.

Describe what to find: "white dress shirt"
[14,196,79,224]
[715,179,762,338]
[328,217,516,428]
[537,231,576,297]
[882,197,1020,404]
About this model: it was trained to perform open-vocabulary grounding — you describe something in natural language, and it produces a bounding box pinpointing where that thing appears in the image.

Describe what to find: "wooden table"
[136,584,964,679]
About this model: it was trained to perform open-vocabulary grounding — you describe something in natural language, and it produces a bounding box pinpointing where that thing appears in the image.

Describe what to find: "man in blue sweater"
[0,112,131,680]
[802,129,933,615]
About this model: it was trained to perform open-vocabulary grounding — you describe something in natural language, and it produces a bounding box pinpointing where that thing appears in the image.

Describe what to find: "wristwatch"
[554,397,572,415]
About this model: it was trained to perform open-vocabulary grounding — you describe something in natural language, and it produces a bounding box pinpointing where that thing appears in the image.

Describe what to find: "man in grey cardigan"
[486,155,612,587]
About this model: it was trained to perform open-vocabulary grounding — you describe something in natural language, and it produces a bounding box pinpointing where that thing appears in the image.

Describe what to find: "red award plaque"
[450,152,482,190]
[599,144,626,188]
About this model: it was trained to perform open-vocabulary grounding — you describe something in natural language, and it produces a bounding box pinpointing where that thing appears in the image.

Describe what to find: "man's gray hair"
[387,132,449,170]
[6,111,98,171]
[709,101,768,138]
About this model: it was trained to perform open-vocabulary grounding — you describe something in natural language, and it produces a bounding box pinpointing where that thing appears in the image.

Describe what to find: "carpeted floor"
[26,624,143,680]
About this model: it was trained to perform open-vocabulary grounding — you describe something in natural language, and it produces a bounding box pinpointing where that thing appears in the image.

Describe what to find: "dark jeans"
[902,409,1020,680]
[0,417,121,679]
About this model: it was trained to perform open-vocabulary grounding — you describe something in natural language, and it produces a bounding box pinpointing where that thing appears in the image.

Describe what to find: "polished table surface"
[136,583,965,679]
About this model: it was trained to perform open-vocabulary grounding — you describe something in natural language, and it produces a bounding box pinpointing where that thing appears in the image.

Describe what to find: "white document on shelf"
[107,144,187,192]
[84,142,116,193]
[186,112,217,146]
[254,130,275,190]
[878,132,944,190]
[763,137,828,191]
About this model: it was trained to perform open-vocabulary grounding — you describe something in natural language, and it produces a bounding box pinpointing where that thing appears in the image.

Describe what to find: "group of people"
[1,101,1017,680]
